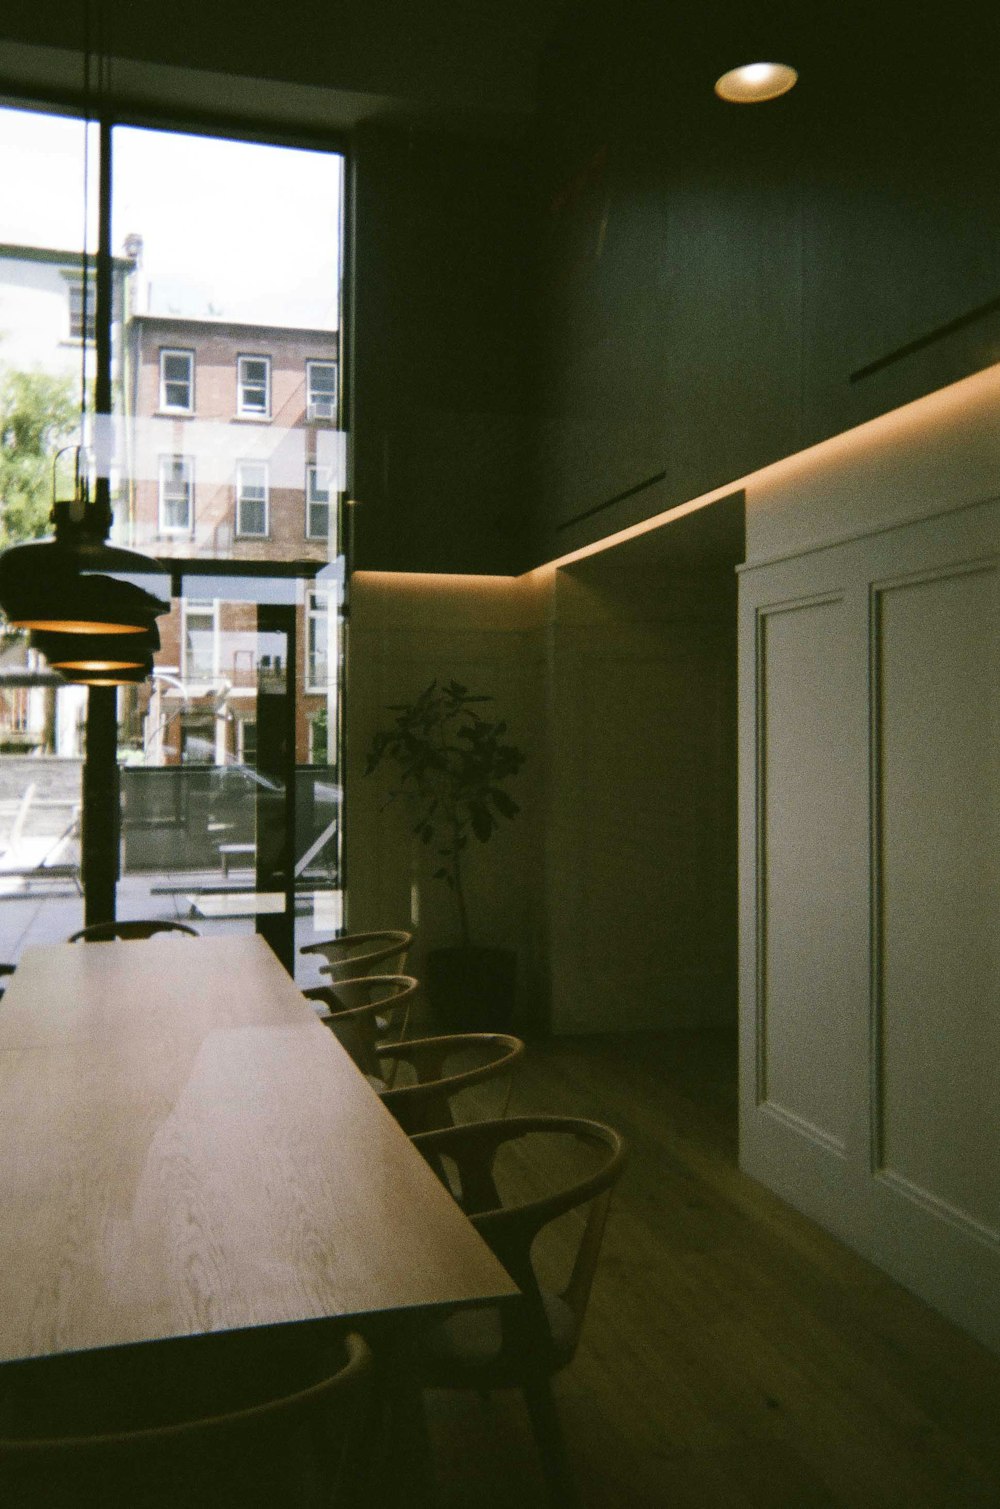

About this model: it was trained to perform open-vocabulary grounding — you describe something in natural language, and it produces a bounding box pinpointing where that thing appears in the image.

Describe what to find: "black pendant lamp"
[64,660,155,687]
[31,618,161,675]
[0,463,170,638]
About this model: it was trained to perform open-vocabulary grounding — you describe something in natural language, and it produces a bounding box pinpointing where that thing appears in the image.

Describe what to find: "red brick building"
[122,314,341,766]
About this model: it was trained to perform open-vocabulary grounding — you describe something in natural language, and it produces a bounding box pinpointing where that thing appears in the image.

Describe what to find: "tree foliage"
[0,367,77,548]
[365,679,526,947]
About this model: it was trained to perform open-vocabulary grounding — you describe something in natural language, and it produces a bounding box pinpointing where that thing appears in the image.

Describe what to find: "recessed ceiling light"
[714,62,798,103]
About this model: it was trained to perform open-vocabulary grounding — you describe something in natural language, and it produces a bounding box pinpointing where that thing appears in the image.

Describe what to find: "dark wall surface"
[350,124,535,574]
[525,0,1000,564]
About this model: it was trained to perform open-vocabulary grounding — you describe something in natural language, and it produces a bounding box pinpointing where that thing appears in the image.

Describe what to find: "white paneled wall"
[739,495,1000,1350]
[757,593,855,1152]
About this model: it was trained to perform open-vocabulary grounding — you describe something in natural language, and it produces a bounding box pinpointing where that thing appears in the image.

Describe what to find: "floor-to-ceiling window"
[0,103,346,974]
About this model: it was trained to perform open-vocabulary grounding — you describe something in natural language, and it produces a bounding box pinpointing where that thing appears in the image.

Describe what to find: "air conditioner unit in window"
[308,398,336,422]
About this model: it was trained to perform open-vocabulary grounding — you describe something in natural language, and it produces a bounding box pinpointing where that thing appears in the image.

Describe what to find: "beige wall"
[540,560,737,1033]
[345,541,739,1036]
[744,363,1000,565]
[344,571,547,1021]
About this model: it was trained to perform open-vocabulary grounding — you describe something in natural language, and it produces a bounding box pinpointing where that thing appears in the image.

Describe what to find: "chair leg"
[523,1376,580,1509]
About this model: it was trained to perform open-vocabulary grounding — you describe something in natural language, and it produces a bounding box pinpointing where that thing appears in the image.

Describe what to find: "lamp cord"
[79,0,92,478]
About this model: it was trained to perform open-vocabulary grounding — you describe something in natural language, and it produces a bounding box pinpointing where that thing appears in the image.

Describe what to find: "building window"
[306,464,331,539]
[237,718,257,765]
[182,598,218,682]
[8,688,30,735]
[159,349,194,412]
[236,460,269,537]
[179,716,215,766]
[65,278,95,342]
[306,361,337,421]
[307,589,330,691]
[237,355,270,418]
[158,455,194,534]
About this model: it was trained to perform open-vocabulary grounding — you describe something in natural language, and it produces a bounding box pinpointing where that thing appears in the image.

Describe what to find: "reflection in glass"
[0,109,347,963]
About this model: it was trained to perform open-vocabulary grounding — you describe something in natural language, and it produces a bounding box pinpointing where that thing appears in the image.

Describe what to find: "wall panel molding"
[868,553,999,1244]
[762,1102,847,1159]
[740,494,1000,1351]
[877,1170,1000,1252]
[752,591,852,1149]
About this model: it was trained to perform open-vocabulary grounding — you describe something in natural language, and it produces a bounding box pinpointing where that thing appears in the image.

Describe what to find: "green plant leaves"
[364,679,527,942]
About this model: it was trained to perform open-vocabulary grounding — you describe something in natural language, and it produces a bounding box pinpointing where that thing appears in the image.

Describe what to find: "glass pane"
[238,500,266,536]
[0,103,94,952]
[119,587,292,940]
[111,127,345,970]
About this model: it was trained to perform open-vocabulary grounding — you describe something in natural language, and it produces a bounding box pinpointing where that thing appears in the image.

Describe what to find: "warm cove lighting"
[351,364,1000,586]
[529,360,1000,576]
[714,62,798,103]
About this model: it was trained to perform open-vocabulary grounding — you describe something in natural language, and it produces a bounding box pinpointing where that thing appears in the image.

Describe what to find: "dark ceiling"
[0,0,570,134]
[0,1,990,138]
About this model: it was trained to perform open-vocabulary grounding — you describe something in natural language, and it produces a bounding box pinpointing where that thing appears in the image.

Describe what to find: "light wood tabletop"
[0,934,517,1367]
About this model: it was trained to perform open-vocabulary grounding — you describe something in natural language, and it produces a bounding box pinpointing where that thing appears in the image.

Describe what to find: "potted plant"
[364,679,526,1031]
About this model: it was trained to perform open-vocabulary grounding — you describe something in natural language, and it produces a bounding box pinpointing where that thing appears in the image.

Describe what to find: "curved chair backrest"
[377,1032,525,1136]
[304,975,420,1078]
[412,1115,627,1344]
[68,920,200,943]
[0,1330,372,1509]
[301,929,413,981]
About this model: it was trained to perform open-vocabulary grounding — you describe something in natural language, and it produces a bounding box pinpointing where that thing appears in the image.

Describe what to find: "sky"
[0,104,342,330]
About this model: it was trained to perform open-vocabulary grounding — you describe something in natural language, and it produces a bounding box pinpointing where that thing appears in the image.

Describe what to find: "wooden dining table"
[0,933,518,1370]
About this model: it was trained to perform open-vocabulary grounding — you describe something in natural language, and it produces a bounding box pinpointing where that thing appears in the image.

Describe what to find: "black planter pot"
[425,946,517,1033]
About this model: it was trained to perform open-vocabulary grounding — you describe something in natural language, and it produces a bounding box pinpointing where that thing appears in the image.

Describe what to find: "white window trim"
[235,459,270,538]
[157,454,194,536]
[159,348,194,414]
[181,597,220,683]
[237,354,271,419]
[306,359,338,422]
[306,588,331,693]
[306,463,331,540]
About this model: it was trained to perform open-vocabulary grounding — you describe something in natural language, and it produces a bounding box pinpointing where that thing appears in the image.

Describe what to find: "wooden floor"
[423,1030,1000,1508]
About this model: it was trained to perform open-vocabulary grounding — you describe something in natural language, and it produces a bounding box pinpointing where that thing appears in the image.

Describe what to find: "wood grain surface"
[0,936,516,1366]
